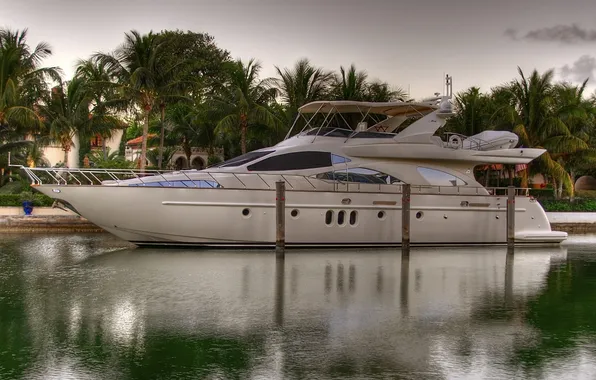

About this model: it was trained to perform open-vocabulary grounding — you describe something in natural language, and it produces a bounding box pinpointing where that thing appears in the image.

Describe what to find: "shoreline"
[0,207,594,234]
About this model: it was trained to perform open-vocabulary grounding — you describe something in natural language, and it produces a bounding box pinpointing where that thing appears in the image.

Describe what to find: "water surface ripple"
[1,233,595,379]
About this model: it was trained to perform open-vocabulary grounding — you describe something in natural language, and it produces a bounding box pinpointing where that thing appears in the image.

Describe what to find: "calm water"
[1,234,596,380]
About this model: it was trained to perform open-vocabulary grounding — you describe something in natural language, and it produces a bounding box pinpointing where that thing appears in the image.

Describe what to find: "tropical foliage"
[1,26,596,201]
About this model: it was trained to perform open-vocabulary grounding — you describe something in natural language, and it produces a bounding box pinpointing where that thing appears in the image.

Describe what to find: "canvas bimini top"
[297,100,439,117]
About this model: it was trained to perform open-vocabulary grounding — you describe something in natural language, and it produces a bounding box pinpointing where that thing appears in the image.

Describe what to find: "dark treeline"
[1,27,595,198]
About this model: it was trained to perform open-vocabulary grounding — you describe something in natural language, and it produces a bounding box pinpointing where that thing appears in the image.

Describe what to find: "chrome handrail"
[19,166,532,197]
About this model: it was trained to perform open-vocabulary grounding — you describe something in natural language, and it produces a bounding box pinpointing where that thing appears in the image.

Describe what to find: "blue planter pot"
[22,201,33,216]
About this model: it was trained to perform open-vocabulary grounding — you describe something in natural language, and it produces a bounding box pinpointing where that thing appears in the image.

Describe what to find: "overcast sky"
[2,0,596,99]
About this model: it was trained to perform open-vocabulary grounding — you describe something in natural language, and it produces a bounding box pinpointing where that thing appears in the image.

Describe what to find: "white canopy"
[298,100,438,117]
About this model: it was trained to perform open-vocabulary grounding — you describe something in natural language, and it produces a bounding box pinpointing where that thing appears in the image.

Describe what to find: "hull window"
[325,210,334,225]
[338,210,346,225]
[247,151,332,171]
[377,211,386,220]
[349,211,358,225]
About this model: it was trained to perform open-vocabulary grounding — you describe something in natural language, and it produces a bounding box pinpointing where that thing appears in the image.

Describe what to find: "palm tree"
[551,80,596,199]
[274,58,333,118]
[39,78,121,167]
[93,30,171,171]
[493,68,587,195]
[365,80,407,102]
[332,64,368,100]
[448,87,493,136]
[0,28,60,140]
[74,57,122,160]
[215,59,278,154]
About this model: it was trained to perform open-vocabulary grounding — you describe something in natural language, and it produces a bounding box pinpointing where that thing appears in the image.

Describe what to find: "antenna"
[445,74,452,98]
[437,74,454,117]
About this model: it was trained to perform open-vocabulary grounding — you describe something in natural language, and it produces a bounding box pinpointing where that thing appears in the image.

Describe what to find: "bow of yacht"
[23,76,567,247]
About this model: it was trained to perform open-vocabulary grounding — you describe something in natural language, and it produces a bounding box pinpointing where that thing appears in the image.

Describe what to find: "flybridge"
[284,75,456,140]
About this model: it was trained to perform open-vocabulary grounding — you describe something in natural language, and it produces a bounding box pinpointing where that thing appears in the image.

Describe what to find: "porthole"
[291,209,299,218]
[325,210,334,225]
[416,211,424,220]
[242,208,250,216]
[349,211,358,225]
[338,210,346,225]
[377,211,386,220]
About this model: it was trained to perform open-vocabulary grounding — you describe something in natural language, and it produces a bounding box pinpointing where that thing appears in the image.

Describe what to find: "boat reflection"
[3,234,586,379]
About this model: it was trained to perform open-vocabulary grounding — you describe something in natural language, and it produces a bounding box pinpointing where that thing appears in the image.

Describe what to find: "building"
[38,130,125,168]
[125,135,223,169]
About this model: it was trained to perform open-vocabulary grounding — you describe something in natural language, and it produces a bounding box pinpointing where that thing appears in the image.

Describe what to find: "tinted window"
[247,151,332,171]
[211,150,274,168]
[351,131,395,138]
[316,168,403,184]
[331,154,351,164]
[417,167,467,186]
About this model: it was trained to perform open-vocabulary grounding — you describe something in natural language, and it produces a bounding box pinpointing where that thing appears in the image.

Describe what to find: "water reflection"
[1,234,595,379]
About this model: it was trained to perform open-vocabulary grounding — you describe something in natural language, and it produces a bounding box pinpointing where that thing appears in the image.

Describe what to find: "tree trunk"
[63,142,70,168]
[557,178,563,200]
[140,111,149,172]
[552,178,558,199]
[570,170,576,203]
[183,139,191,169]
[484,167,490,187]
[158,104,166,170]
[240,113,247,155]
[102,138,107,161]
[520,169,528,189]
[508,166,514,186]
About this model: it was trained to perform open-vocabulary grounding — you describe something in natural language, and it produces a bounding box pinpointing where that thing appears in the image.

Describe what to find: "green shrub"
[529,188,555,199]
[0,193,54,207]
[539,199,596,212]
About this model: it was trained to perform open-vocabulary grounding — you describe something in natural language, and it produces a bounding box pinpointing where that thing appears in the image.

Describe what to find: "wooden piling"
[507,186,515,249]
[402,184,411,253]
[275,181,286,256]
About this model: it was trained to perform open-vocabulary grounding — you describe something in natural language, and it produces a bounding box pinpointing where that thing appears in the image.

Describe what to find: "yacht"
[23,76,567,247]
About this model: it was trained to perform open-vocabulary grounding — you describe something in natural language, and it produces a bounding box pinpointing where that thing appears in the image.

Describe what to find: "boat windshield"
[209,150,274,168]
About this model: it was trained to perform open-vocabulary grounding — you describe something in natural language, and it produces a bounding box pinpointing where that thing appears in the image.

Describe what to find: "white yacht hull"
[34,185,567,247]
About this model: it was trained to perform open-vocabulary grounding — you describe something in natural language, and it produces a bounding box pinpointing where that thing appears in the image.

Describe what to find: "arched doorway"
[191,157,205,170]
[174,157,188,170]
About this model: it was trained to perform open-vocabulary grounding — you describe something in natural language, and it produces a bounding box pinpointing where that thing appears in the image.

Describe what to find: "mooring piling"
[507,186,515,250]
[402,184,411,254]
[275,181,286,257]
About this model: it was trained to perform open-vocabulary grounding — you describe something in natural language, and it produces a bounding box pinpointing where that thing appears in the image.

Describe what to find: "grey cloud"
[506,24,596,44]
[560,55,596,82]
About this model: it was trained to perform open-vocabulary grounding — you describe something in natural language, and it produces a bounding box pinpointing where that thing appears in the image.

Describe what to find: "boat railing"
[20,166,530,197]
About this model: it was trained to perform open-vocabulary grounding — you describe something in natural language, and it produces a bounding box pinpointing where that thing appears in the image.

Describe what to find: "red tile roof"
[126,134,158,146]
